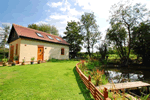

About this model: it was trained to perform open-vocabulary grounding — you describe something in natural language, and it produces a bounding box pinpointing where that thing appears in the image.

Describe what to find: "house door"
[10,45,14,61]
[37,46,44,61]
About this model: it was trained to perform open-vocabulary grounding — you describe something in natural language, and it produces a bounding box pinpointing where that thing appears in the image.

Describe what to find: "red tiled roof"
[13,24,69,45]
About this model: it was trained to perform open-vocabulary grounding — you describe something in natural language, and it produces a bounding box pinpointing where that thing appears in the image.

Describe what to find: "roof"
[11,24,69,45]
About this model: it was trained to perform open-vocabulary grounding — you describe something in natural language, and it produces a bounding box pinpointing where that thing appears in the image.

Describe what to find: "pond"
[102,67,150,97]
[103,67,150,84]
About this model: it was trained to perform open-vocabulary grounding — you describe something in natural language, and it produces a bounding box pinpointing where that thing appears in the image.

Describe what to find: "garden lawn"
[0,61,92,100]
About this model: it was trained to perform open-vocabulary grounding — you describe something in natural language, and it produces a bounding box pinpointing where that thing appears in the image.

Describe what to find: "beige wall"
[9,38,21,60]
[19,38,69,62]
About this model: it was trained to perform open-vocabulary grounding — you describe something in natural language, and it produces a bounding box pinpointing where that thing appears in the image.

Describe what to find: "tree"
[106,22,127,59]
[28,24,39,30]
[63,21,83,59]
[90,31,101,55]
[80,12,100,57]
[109,1,150,64]
[95,39,108,61]
[28,24,59,36]
[0,24,10,58]
[132,22,150,65]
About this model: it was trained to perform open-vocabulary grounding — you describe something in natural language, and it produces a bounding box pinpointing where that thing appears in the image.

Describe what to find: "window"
[16,44,18,55]
[47,35,53,40]
[36,33,44,37]
[61,48,64,55]
[56,38,61,41]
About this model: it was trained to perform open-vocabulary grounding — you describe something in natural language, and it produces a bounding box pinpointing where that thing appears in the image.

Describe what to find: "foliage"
[93,69,104,86]
[63,21,83,59]
[2,58,8,63]
[28,24,59,36]
[80,12,100,57]
[31,57,35,61]
[0,24,10,59]
[14,55,19,61]
[109,1,150,65]
[106,22,127,60]
[132,22,150,65]
[22,59,25,63]
[79,60,108,86]
[96,41,108,61]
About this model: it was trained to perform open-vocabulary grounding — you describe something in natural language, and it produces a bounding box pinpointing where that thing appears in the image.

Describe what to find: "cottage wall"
[19,38,69,62]
[9,38,21,61]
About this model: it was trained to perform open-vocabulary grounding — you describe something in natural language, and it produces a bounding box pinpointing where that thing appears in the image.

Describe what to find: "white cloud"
[35,21,48,25]
[2,23,11,27]
[39,0,150,53]
[50,1,63,7]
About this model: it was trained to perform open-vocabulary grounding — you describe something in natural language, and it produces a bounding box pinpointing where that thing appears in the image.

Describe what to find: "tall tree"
[106,22,127,59]
[0,24,10,58]
[132,22,150,65]
[96,42,108,60]
[80,12,100,57]
[28,24,59,36]
[90,31,101,55]
[63,21,83,59]
[109,1,150,64]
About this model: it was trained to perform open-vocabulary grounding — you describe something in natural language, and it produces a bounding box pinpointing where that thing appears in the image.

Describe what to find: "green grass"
[0,61,94,100]
[108,54,137,60]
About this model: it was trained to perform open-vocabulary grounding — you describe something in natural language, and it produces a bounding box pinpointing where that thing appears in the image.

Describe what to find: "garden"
[77,57,150,100]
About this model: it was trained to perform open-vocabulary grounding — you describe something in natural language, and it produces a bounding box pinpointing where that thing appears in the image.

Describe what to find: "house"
[7,24,69,63]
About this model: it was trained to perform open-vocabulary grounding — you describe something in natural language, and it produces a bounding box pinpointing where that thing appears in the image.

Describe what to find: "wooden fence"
[76,61,111,100]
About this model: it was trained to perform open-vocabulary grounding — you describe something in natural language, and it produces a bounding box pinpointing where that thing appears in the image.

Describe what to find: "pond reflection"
[104,68,150,84]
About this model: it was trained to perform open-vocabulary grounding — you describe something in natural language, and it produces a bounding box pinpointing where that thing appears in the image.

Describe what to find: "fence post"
[94,88,96,99]
[104,87,108,100]
[88,75,91,90]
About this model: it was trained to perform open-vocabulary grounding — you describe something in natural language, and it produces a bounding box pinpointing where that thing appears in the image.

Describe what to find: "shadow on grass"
[73,67,94,100]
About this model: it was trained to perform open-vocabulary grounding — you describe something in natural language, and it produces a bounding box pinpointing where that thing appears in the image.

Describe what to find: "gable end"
[7,26,19,43]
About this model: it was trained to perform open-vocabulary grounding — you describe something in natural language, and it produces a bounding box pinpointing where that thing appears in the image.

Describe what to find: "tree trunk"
[126,26,131,65]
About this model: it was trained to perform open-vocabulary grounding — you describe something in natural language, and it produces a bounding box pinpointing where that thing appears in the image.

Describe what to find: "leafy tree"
[28,24,59,36]
[0,24,10,58]
[80,12,100,57]
[132,22,150,65]
[63,21,83,59]
[90,31,101,55]
[28,24,39,30]
[109,1,150,64]
[95,39,108,61]
[106,22,127,59]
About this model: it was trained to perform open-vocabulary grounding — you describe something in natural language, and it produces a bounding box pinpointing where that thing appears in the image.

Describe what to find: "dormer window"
[47,35,53,40]
[36,33,43,37]
[56,38,61,41]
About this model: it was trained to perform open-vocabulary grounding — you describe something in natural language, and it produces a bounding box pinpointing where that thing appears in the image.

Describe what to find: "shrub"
[14,55,19,61]
[2,58,8,63]
[93,69,104,86]
[22,59,25,63]
[49,58,59,62]
[31,57,35,61]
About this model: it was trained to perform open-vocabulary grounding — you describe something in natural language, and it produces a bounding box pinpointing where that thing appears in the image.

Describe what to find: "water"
[103,68,150,84]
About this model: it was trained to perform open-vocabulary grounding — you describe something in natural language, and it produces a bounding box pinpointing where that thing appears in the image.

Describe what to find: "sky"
[0,0,150,52]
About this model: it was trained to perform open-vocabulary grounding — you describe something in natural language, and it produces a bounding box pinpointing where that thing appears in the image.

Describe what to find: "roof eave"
[19,36,70,46]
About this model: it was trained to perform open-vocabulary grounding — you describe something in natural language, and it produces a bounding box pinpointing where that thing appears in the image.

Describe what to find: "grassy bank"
[0,61,93,100]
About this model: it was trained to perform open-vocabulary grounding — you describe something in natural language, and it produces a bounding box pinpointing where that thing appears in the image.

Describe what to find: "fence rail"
[76,60,111,100]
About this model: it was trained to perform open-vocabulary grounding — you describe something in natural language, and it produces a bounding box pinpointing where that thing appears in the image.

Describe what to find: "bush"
[14,55,19,61]
[48,58,59,62]
[93,69,104,86]
[2,58,8,63]
[31,57,35,61]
